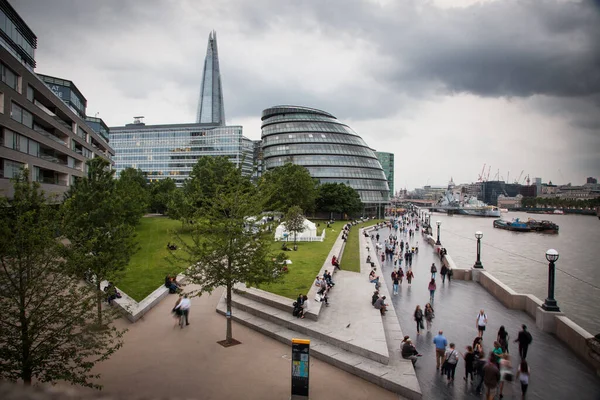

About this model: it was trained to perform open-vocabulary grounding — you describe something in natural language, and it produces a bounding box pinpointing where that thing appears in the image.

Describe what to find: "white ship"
[436,178,502,218]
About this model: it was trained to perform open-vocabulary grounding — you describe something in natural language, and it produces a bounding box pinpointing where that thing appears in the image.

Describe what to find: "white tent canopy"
[274,218,318,240]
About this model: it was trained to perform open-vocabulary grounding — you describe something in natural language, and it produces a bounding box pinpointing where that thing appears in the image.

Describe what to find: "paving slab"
[373,223,600,400]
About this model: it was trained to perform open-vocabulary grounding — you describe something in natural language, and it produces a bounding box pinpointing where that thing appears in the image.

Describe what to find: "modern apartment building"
[0,0,114,198]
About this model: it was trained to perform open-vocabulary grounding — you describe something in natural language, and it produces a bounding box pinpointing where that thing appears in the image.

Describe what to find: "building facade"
[109,121,253,185]
[260,105,389,208]
[0,0,113,198]
[375,151,394,197]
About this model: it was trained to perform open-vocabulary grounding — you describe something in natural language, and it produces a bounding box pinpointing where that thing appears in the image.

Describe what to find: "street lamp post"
[473,231,483,268]
[542,249,561,312]
[436,220,442,245]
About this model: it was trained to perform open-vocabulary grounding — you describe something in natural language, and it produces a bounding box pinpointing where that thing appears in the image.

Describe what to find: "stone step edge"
[216,294,421,400]
[227,292,389,365]
[233,283,318,321]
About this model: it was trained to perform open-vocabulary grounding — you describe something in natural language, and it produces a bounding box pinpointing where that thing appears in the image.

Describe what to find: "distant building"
[110,31,253,184]
[0,0,113,198]
[260,105,389,213]
[375,151,394,197]
[498,194,523,209]
[587,177,597,184]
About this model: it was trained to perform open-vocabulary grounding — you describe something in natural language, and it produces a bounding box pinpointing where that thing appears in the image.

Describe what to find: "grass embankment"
[340,219,384,272]
[118,217,192,302]
[258,219,384,299]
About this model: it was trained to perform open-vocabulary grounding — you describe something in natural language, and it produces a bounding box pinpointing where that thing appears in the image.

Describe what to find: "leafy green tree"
[149,178,177,214]
[174,158,286,345]
[116,167,149,225]
[0,170,124,388]
[284,205,305,249]
[259,163,317,213]
[316,182,363,218]
[62,158,137,324]
[167,187,194,229]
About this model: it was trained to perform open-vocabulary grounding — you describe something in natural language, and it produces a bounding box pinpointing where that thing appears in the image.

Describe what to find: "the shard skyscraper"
[196,31,226,125]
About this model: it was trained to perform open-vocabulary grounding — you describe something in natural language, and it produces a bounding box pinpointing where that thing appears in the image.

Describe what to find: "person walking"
[483,352,501,399]
[406,268,414,285]
[433,330,448,370]
[498,354,514,399]
[424,303,435,332]
[514,324,533,359]
[428,279,437,303]
[497,325,510,353]
[391,269,399,295]
[516,359,530,399]
[430,263,438,279]
[462,345,475,383]
[397,266,404,284]
[414,305,424,335]
[476,309,488,338]
[440,264,448,283]
[175,294,191,327]
[444,343,460,383]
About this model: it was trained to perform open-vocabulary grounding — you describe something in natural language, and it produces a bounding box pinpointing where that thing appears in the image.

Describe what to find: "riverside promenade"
[369,224,600,399]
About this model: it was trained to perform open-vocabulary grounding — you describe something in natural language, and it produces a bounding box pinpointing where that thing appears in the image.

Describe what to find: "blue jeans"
[393,283,398,293]
[431,272,436,279]
[430,290,435,301]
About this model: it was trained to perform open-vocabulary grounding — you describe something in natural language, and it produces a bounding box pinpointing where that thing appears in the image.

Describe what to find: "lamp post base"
[436,240,441,245]
[473,261,483,269]
[542,299,561,312]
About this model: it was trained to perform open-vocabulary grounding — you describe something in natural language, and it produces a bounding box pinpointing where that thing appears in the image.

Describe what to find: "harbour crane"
[515,170,524,184]
[478,163,486,182]
[486,165,491,181]
[525,174,530,185]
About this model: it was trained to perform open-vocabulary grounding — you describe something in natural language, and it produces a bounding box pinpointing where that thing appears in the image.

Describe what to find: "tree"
[316,182,363,218]
[61,158,137,324]
[259,163,318,213]
[149,178,177,214]
[174,157,286,345]
[284,205,305,249]
[116,167,149,226]
[0,170,124,388]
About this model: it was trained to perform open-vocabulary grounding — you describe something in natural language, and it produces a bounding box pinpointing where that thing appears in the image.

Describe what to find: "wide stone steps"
[227,290,388,364]
[216,293,421,400]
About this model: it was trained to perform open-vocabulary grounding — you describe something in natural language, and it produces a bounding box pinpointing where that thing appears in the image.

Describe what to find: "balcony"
[34,125,67,146]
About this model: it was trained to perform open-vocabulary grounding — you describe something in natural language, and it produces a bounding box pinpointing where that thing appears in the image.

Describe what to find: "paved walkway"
[90,285,398,400]
[372,224,600,400]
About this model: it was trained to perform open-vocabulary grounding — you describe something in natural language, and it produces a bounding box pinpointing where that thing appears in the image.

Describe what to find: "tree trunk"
[226,282,233,343]
[96,282,103,326]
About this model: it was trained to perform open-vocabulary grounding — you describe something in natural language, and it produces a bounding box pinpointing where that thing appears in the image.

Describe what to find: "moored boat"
[493,218,559,233]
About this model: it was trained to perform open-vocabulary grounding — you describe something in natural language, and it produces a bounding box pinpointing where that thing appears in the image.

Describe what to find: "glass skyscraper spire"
[196,30,226,126]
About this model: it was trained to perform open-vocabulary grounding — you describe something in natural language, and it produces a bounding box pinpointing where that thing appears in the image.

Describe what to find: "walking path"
[372,224,600,399]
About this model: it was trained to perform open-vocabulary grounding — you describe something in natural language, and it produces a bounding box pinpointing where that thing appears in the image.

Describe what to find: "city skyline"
[11,0,600,190]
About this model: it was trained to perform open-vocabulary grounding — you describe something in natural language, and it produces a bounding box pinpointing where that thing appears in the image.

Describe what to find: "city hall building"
[260,105,389,214]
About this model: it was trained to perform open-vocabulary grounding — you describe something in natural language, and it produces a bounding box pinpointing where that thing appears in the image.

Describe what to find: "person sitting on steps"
[374,295,388,315]
[401,336,422,365]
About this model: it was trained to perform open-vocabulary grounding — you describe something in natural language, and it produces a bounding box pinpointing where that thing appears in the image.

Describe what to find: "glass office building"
[375,151,394,197]
[110,121,253,185]
[196,31,225,126]
[261,105,389,207]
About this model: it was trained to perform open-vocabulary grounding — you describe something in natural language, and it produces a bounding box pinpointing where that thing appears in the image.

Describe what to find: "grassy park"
[257,219,383,299]
[118,217,191,302]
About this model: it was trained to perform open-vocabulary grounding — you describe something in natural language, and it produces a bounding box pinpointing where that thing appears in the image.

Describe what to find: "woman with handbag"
[424,303,435,332]
[414,305,424,335]
[499,354,514,399]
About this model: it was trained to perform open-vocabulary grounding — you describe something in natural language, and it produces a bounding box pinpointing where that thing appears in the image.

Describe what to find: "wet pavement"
[371,224,600,400]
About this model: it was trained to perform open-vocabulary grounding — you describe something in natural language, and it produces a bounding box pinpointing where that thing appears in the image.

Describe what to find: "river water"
[421,211,600,335]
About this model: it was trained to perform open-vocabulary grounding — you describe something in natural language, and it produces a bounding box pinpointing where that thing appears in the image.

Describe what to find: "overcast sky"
[11,0,600,190]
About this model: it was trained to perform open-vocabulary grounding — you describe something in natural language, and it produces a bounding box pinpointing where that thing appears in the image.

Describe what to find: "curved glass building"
[261,105,389,205]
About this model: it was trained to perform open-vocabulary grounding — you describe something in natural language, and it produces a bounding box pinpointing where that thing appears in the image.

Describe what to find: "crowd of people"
[367,212,535,399]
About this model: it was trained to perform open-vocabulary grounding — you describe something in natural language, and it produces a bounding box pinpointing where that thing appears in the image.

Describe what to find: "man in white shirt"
[476,309,487,338]
[176,294,191,326]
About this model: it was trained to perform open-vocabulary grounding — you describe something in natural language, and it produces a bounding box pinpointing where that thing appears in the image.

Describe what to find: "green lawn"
[118,217,191,302]
[341,219,384,272]
[257,219,384,299]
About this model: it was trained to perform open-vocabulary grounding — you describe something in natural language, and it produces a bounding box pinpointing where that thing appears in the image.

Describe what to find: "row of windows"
[263,144,376,158]
[265,155,382,169]
[0,10,35,59]
[110,128,242,140]
[112,139,242,148]
[262,122,356,136]
[1,158,24,179]
[262,133,367,147]
[261,113,341,128]
[1,62,17,90]
[307,167,387,181]
[10,101,33,128]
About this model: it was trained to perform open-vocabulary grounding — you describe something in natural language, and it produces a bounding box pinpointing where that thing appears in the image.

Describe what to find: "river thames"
[422,211,600,335]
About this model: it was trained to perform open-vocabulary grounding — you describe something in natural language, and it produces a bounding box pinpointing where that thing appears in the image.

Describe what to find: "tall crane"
[478,163,486,182]
[486,165,491,181]
[515,170,524,184]
[525,174,530,185]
